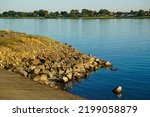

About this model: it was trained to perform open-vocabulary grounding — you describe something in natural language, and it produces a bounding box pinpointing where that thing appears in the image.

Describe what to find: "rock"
[39,69,49,75]
[0,31,113,90]
[59,69,65,75]
[73,64,85,73]
[52,62,61,68]
[95,58,103,64]
[89,65,95,71]
[33,76,40,81]
[89,57,95,64]
[49,81,57,87]
[47,72,54,79]
[66,68,72,74]
[94,66,99,71]
[34,68,41,75]
[63,76,68,83]
[4,64,14,70]
[95,58,100,62]
[44,61,51,69]
[66,73,72,80]
[15,69,28,77]
[0,31,110,90]
[97,64,102,68]
[45,80,50,85]
[40,75,48,81]
[93,61,98,66]
[110,67,118,71]
[112,86,122,94]
[29,66,36,70]
[84,63,90,70]
[32,59,41,65]
[37,65,45,70]
[105,61,112,67]
[73,55,79,59]
[50,69,57,76]
[73,72,83,79]
[38,80,45,85]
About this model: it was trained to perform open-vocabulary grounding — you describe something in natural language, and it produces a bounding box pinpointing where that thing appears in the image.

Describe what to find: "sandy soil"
[0,69,84,100]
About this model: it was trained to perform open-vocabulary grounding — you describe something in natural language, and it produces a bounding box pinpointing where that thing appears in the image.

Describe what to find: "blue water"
[0,19,150,100]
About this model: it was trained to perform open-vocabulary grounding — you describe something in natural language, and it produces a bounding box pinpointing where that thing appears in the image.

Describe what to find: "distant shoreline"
[0,16,150,19]
[0,9,150,19]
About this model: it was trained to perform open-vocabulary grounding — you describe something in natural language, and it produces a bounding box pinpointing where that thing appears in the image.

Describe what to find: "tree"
[49,12,54,18]
[16,12,26,17]
[54,12,60,18]
[33,10,39,17]
[116,11,123,17]
[88,10,97,17]
[27,12,34,17]
[37,10,49,17]
[69,9,80,18]
[81,9,89,17]
[8,11,16,17]
[60,11,68,17]
[138,10,145,16]
[2,12,9,17]
[48,12,60,18]
[0,9,148,18]
[130,10,134,14]
[98,9,111,16]
[2,11,16,17]
[43,10,49,17]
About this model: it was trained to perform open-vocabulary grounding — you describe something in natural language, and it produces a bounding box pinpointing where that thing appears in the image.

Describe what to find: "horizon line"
[0,8,150,14]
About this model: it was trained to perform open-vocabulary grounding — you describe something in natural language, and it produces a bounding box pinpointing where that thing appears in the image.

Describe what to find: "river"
[0,19,150,99]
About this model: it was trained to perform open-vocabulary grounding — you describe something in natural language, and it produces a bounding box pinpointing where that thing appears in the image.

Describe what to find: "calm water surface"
[0,19,150,100]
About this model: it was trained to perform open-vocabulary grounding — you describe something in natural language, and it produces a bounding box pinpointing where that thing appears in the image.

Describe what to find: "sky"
[0,0,150,13]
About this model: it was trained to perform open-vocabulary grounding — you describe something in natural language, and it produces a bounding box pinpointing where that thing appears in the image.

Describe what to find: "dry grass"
[0,30,80,66]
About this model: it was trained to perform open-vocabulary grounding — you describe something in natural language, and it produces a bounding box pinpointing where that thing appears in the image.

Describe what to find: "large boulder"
[40,75,48,81]
[63,76,68,83]
[73,64,85,73]
[66,73,73,80]
[89,57,96,64]
[73,72,83,79]
[105,61,112,67]
[34,68,41,75]
[112,86,122,94]
[14,69,28,77]
[33,76,40,81]
[66,68,72,74]
[4,64,14,71]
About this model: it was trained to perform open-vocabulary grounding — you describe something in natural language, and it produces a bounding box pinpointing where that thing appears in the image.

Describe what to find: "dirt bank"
[0,69,83,100]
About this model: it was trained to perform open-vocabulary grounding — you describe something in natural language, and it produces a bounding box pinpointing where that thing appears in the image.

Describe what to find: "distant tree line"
[0,9,150,18]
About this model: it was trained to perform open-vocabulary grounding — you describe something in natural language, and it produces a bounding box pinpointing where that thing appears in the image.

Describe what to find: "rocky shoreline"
[0,30,112,89]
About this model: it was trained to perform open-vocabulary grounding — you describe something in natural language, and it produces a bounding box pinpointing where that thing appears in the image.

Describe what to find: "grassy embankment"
[0,30,109,90]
